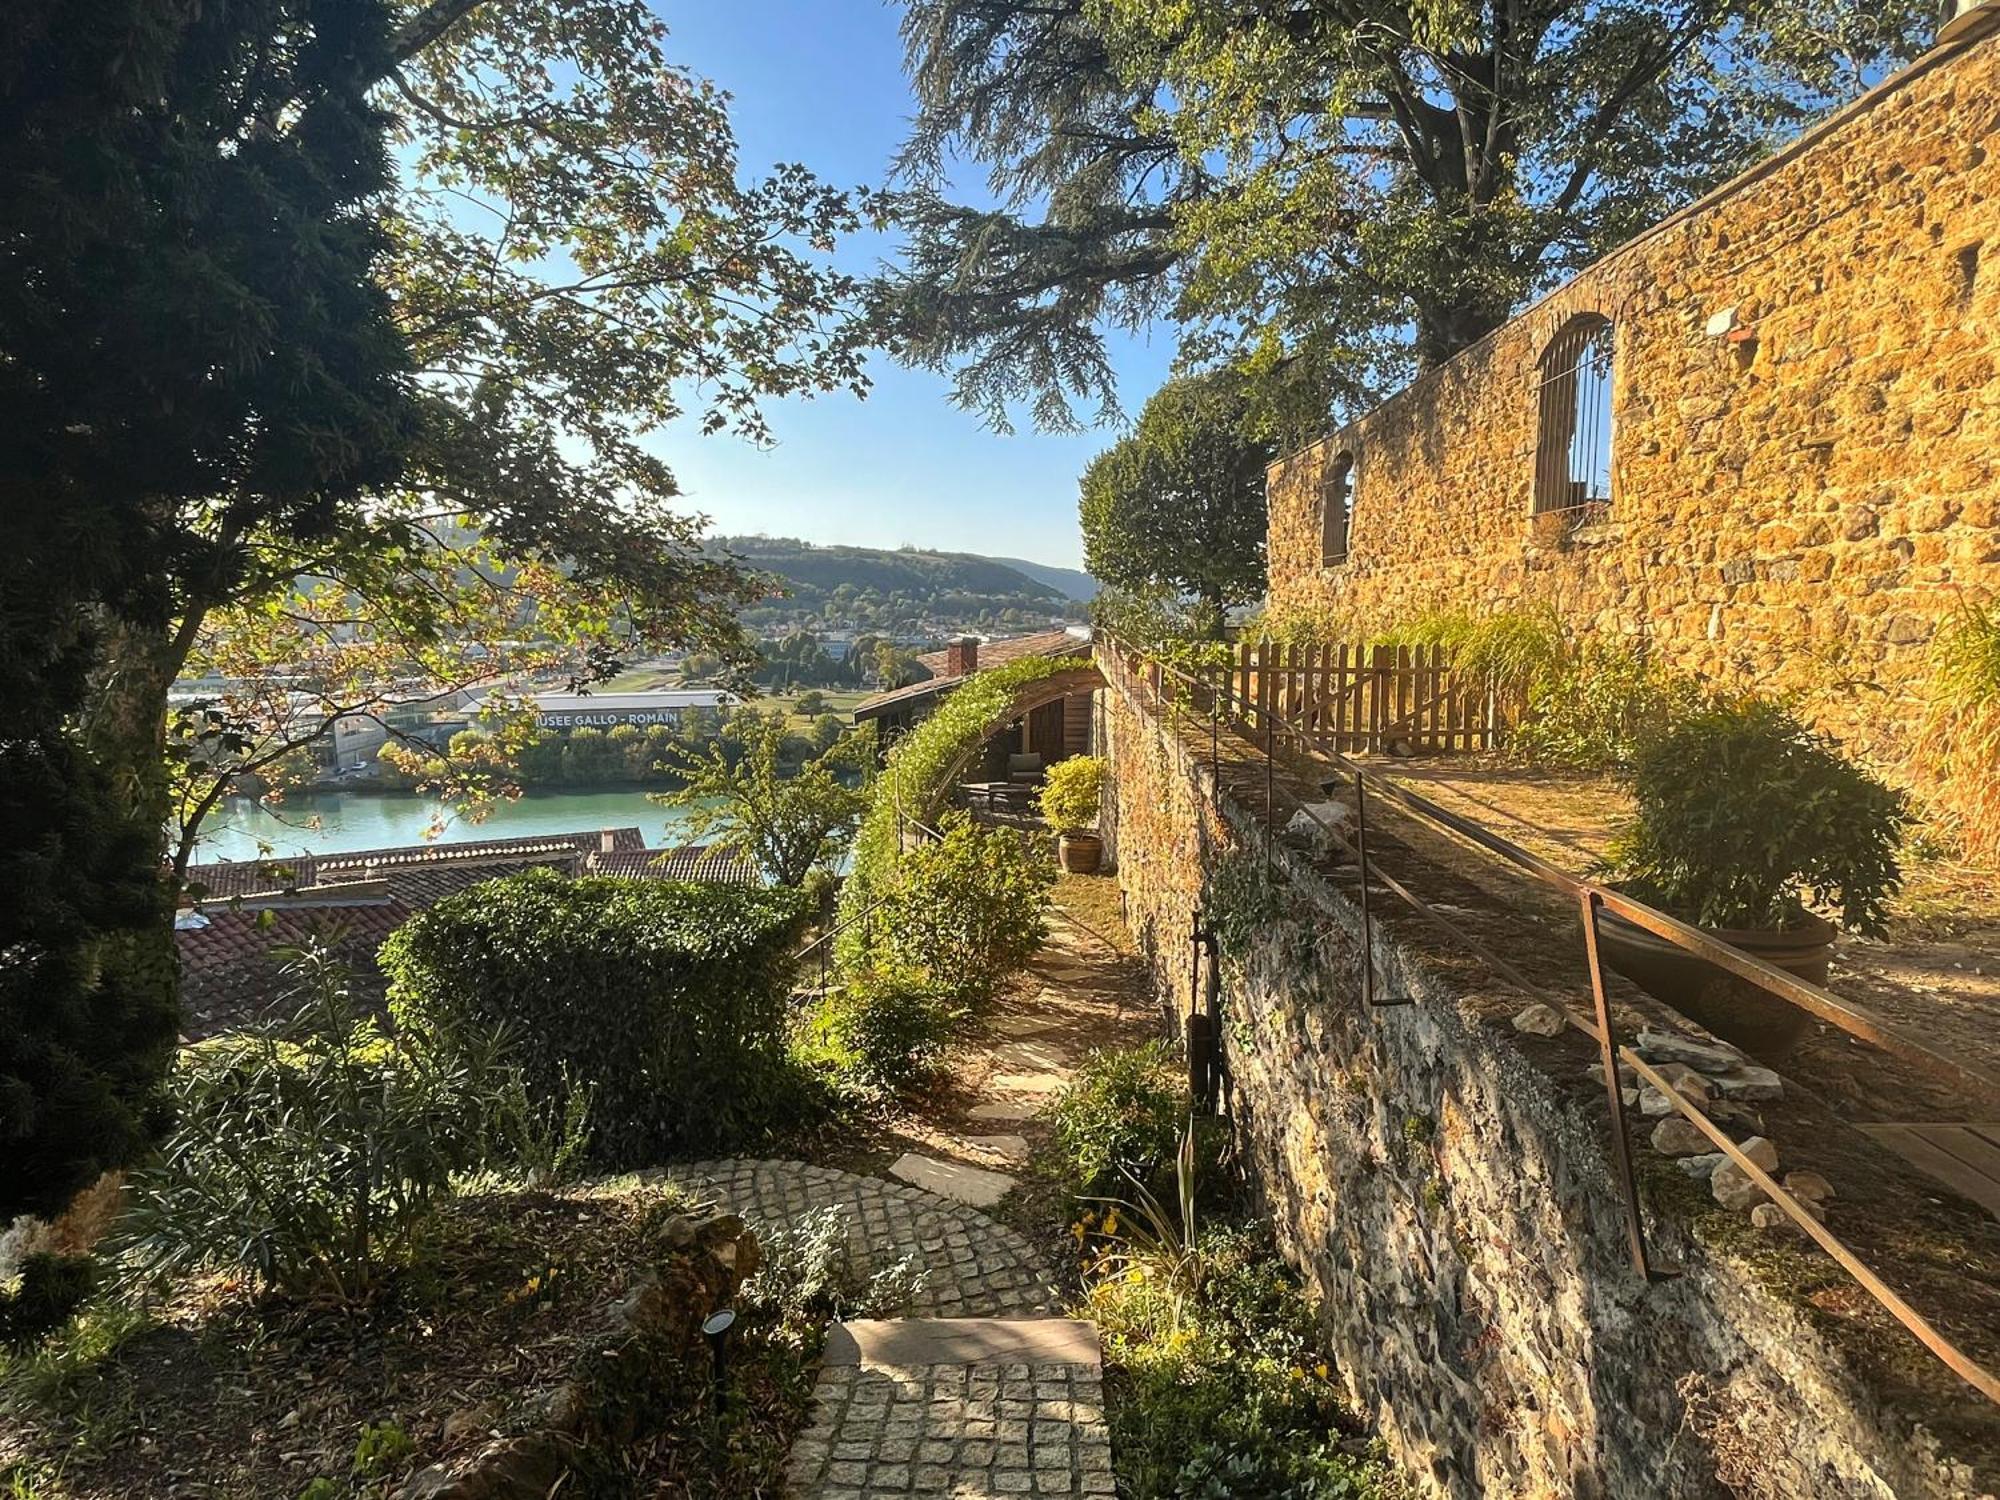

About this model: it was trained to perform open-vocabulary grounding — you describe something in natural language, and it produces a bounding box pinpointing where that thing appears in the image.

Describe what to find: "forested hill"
[712,535,1089,633]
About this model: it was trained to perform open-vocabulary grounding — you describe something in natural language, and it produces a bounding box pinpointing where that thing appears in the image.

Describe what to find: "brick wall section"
[1097,654,1996,1499]
[1266,35,2000,768]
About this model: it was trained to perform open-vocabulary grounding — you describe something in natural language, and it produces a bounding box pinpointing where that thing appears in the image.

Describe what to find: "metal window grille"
[1322,453,1355,563]
[1533,316,1614,514]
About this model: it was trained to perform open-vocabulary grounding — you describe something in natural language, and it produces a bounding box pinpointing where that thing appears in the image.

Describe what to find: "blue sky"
[648,1,1175,571]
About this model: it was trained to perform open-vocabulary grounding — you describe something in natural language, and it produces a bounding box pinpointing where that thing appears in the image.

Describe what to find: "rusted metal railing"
[1100,633,2000,1408]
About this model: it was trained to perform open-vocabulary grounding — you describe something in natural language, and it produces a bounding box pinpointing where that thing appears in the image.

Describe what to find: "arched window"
[1533,315,1614,515]
[1321,451,1355,565]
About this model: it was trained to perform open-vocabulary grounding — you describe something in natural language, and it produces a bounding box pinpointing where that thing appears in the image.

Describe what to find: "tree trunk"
[82,612,195,1036]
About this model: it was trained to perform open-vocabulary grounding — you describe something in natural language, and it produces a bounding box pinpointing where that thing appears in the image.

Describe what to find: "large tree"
[3,0,873,1211]
[879,0,1933,429]
[1,0,417,1218]
[1080,374,1273,621]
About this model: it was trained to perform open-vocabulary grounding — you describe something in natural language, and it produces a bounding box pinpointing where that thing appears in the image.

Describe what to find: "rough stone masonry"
[1264,31,2000,774]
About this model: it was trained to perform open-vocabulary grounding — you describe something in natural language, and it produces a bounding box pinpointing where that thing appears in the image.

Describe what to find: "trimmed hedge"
[839,653,1073,966]
[382,869,809,1164]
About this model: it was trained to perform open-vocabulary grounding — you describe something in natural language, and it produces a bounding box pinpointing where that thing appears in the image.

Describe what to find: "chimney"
[1941,0,2000,42]
[600,829,618,854]
[946,636,980,677]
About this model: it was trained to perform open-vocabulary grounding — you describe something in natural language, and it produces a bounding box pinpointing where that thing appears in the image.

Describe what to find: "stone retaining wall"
[1265,33,2000,771]
[1097,666,1993,1499]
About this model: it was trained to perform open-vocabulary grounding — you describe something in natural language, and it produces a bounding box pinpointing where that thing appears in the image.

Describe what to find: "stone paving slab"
[828,1318,1100,1369]
[788,1356,1114,1498]
[657,1158,1056,1318]
[968,1100,1043,1122]
[890,1152,1018,1208]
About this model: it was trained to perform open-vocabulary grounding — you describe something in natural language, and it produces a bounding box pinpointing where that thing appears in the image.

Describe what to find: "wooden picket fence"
[1224,639,1497,754]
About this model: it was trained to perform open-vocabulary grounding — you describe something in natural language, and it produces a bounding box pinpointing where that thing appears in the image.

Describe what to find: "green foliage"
[1039,755,1106,833]
[1080,374,1273,614]
[656,710,874,886]
[0,1256,97,1351]
[840,654,1074,954]
[1914,604,2000,861]
[1515,641,1706,770]
[350,1422,415,1480]
[0,721,175,1222]
[1609,697,1908,935]
[1373,609,1566,717]
[717,536,1081,636]
[797,971,958,1093]
[741,1206,927,1326]
[1051,1043,1187,1192]
[1086,1225,1394,1500]
[383,869,810,1166]
[885,0,1928,429]
[117,946,512,1300]
[874,814,1053,1008]
[794,689,829,716]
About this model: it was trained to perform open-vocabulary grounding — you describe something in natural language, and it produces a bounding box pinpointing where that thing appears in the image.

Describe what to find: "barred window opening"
[1322,452,1355,564]
[1533,315,1614,515]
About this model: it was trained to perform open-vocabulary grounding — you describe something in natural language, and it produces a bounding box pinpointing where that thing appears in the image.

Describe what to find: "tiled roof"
[185,827,647,898]
[175,832,746,1041]
[588,845,758,883]
[853,629,1090,720]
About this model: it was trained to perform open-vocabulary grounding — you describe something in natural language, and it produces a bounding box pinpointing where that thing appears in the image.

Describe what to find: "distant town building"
[853,627,1095,761]
[519,689,736,730]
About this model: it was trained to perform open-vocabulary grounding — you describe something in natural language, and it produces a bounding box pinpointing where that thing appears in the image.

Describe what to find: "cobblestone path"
[661,893,1150,1497]
[659,1158,1056,1317]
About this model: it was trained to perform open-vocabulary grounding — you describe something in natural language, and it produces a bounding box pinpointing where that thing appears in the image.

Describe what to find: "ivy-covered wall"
[1097,658,1994,1499]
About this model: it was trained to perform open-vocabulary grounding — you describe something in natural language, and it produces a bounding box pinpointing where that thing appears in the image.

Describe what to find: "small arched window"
[1533,315,1614,515]
[1321,451,1355,565]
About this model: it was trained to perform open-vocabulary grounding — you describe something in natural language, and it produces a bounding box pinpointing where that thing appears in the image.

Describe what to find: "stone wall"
[1096,660,1995,1499]
[1265,33,2000,769]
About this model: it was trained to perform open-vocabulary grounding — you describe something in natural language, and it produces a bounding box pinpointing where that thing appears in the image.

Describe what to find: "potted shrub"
[1039,755,1107,874]
[1592,697,1907,1059]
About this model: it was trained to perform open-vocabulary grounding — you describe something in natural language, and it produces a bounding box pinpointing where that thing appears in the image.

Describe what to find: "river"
[195,788,710,864]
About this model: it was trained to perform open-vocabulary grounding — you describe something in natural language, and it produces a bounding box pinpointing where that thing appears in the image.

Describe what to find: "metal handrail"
[1099,633,2000,1408]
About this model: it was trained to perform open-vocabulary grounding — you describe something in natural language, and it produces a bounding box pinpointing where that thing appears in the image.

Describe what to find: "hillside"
[988,556,1098,601]
[712,536,1088,634]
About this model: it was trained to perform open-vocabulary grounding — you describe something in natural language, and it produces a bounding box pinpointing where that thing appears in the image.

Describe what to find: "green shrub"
[740,1205,927,1326]
[118,945,509,1300]
[875,813,1053,1007]
[1087,1225,1393,1500]
[1609,696,1908,934]
[840,654,1075,964]
[1039,754,1106,833]
[796,970,957,1091]
[1051,1042,1187,1191]
[1515,640,1703,769]
[1914,603,2000,861]
[0,1254,96,1349]
[382,869,810,1165]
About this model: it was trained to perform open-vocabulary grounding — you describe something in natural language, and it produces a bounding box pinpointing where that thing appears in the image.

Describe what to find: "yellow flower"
[1102,1210,1119,1235]
[1288,1365,1306,1382]
[1071,1222,1087,1245]
[1126,1268,1145,1283]
[1314,1363,1330,1380]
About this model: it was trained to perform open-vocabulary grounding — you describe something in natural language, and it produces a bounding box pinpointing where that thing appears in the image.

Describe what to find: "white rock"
[1708,1065,1784,1102]
[1752,1199,1822,1230]
[1678,1152,1726,1179]
[1784,1170,1834,1203]
[1736,1135,1780,1172]
[1634,1030,1743,1071]
[1284,803,1351,853]
[1512,1003,1568,1038]
[1650,1119,1713,1157]
[1639,1082,1709,1116]
[1711,1160,1768,1212]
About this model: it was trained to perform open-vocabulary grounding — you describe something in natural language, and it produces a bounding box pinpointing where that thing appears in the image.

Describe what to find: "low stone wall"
[1098,664,1994,1499]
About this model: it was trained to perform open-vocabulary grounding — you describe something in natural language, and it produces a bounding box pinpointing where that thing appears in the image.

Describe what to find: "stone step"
[791,1319,1114,1496]
[889,1151,1018,1207]
[826,1317,1100,1370]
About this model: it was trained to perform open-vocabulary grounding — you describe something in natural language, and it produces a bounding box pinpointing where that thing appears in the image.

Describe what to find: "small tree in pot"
[1040,755,1107,873]
[1596,696,1907,1058]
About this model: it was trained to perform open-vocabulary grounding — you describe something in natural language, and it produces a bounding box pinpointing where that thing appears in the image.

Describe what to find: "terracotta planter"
[1590,901,1834,1062]
[1057,831,1103,874]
